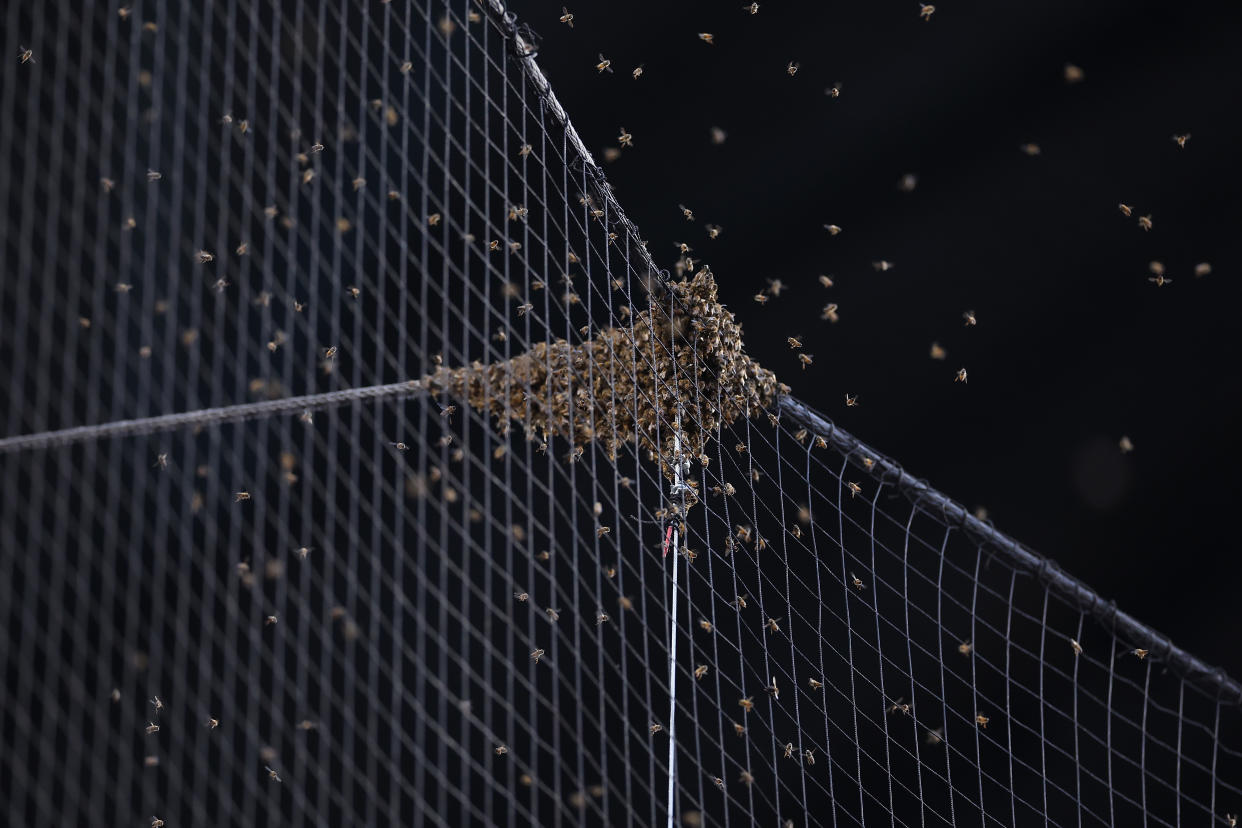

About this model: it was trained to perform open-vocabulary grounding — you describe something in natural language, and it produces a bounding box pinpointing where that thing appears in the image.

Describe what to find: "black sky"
[506,0,1242,677]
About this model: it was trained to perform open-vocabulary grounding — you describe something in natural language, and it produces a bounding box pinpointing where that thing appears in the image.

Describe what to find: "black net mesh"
[2,1,1239,826]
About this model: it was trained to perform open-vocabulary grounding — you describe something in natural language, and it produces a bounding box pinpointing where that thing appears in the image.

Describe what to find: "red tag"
[662,525,674,558]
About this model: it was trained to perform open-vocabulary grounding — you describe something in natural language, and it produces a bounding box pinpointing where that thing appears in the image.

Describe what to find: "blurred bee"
[919,3,935,20]
[1071,639,1083,656]
[495,744,509,756]
[146,722,160,734]
[959,641,972,655]
[818,275,834,288]
[765,617,781,634]
[519,144,533,157]
[1118,203,1133,217]
[235,491,251,502]
[154,453,168,469]
[846,481,862,498]
[821,303,840,322]
[296,547,312,559]
[1020,143,1041,156]
[706,224,722,239]
[18,46,35,64]
[1119,435,1134,453]
[265,765,282,782]
[926,727,944,745]
[808,677,823,690]
[787,61,799,76]
[1195,262,1212,277]
[732,721,746,736]
[888,697,911,715]
[1138,214,1153,231]
[694,665,708,680]
[962,310,977,327]
[738,697,755,713]
[844,393,858,407]
[1172,133,1190,148]
[560,7,574,27]
[1148,274,1172,287]
[650,723,663,735]
[146,169,162,182]
[754,293,769,304]
[930,342,946,360]
[618,127,632,147]
[699,618,713,633]
[823,224,842,235]
[798,353,814,369]
[850,572,865,591]
[1064,63,1084,83]
[872,260,895,272]
[804,749,815,765]
[678,203,695,221]
[698,33,715,45]
[530,648,545,663]
[1133,648,1149,660]
[595,54,612,73]
[975,713,989,728]
[955,368,968,383]
[632,64,644,80]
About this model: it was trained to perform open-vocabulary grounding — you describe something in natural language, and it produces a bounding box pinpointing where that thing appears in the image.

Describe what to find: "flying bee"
[18,46,35,64]
[732,721,746,736]
[765,676,780,699]
[1138,214,1153,231]
[1134,648,1149,660]
[495,744,509,756]
[518,144,532,157]
[545,607,560,622]
[787,61,799,76]
[1195,262,1212,277]
[146,169,162,182]
[146,721,160,734]
[808,677,823,690]
[694,665,708,680]
[699,618,713,633]
[846,481,862,498]
[151,818,164,828]
[698,32,715,44]
[888,697,911,715]
[1172,133,1190,148]
[560,7,574,27]
[347,285,361,299]
[872,260,895,272]
[738,770,754,786]
[766,277,788,296]
[919,3,935,20]
[530,648,545,663]
[930,341,946,360]
[975,713,989,728]
[818,275,834,288]
[197,249,215,264]
[962,310,977,326]
[650,723,663,735]
[823,224,842,235]
[265,614,278,626]
[235,491,251,502]
[595,53,612,73]
[295,547,312,559]
[844,393,858,406]
[754,293,768,304]
[1119,435,1134,453]
[323,346,338,359]
[596,611,609,625]
[706,224,722,239]
[265,765,282,782]
[745,2,760,12]
[732,594,747,609]
[959,641,973,655]
[765,617,781,634]
[1148,274,1172,286]
[1118,203,1133,217]
[1071,639,1083,656]
[618,127,632,147]
[1020,142,1041,156]
[822,303,840,322]
[850,572,865,591]
[154,453,168,469]
[738,696,755,713]
[798,353,814,369]
[713,776,725,790]
[783,742,795,759]
[678,203,694,221]
[804,749,815,765]
[955,367,968,383]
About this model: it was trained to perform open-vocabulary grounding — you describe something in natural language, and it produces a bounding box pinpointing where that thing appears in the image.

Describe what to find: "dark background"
[507,0,1242,678]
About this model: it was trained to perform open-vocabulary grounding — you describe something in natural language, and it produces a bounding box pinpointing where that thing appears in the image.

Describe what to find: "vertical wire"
[666,416,683,828]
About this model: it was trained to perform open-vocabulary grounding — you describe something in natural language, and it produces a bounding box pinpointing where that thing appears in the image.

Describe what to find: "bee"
[323,346,338,359]
[1118,203,1133,217]
[844,393,858,406]
[264,614,278,626]
[694,665,708,680]
[347,285,361,299]
[123,216,137,230]
[735,525,752,544]
[850,572,865,591]
[808,677,823,690]
[958,641,973,656]
[1064,63,1085,83]
[822,303,840,322]
[439,404,456,419]
[765,676,780,699]
[650,723,663,735]
[754,293,769,304]
[826,82,842,97]
[197,249,215,264]
[975,713,989,728]
[616,126,633,148]
[787,61,799,76]
[560,7,574,27]
[234,491,251,502]
[898,173,919,192]
[1119,435,1134,453]
[888,697,910,715]
[596,611,609,625]
[518,144,532,157]
[731,594,748,610]
[732,721,746,736]
[699,618,713,633]
[295,546,312,559]
[1137,214,1153,231]
[955,367,968,383]
[146,169,162,182]
[1134,648,1149,660]
[745,2,760,12]
[146,721,160,734]
[494,744,509,756]
[919,3,935,20]
[1071,639,1083,656]
[818,275,835,288]
[738,696,755,713]
[766,278,788,296]
[151,818,164,828]
[846,481,862,498]
[798,353,814,369]
[1148,274,1172,286]
[930,342,946,360]
[508,204,528,221]
[302,168,315,185]
[705,224,722,239]
[962,310,977,326]
[713,776,725,790]
[678,203,695,221]
[823,224,842,235]
[545,607,560,622]
[804,749,815,765]
[1172,134,1190,149]
[872,260,895,271]
[765,617,781,634]
[530,648,545,663]
[1020,142,1042,156]
[862,457,875,470]
[1194,262,1212,277]
[265,765,282,782]
[632,64,644,79]
[154,452,168,469]
[100,177,116,192]
[467,10,481,22]
[595,54,612,74]
[118,7,133,19]
[926,727,944,745]
[698,32,716,44]
[18,46,35,65]
[710,125,727,144]
[1227,815,1237,828]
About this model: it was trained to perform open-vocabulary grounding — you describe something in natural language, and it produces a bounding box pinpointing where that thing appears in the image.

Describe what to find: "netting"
[2,1,1239,826]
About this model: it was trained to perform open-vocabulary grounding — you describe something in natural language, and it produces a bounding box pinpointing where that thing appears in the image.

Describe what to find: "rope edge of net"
[777,394,1242,707]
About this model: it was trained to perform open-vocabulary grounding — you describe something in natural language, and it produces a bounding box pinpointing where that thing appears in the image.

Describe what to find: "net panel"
[1,1,1239,827]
